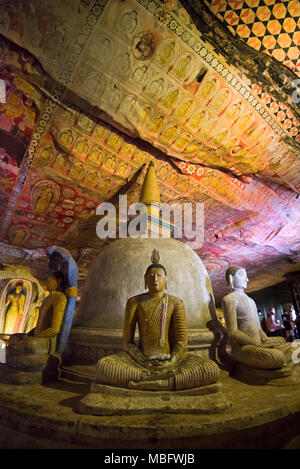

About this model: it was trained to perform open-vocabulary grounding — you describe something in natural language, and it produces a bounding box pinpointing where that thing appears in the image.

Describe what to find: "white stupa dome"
[66,163,216,363]
[77,237,215,329]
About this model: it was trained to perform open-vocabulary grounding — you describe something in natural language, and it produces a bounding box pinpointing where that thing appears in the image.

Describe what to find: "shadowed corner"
[205,279,235,370]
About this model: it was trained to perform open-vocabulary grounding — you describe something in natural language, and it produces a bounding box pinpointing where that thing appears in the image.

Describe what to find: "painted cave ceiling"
[0,0,299,303]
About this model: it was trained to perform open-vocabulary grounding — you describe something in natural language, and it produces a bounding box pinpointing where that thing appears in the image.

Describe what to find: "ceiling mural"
[205,0,300,78]
[204,0,300,143]
[0,0,299,302]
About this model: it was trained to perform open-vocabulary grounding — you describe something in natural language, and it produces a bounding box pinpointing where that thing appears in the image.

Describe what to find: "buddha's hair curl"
[225,265,244,285]
[145,263,167,276]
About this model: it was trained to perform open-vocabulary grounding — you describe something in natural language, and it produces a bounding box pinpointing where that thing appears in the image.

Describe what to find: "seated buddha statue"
[0,271,68,384]
[222,266,291,372]
[8,271,67,356]
[96,250,220,391]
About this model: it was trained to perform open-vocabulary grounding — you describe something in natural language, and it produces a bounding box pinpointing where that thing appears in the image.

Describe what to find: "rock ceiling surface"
[0,0,299,302]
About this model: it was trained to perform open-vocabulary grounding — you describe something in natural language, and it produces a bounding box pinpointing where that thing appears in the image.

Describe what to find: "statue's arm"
[123,298,147,366]
[222,297,258,346]
[248,299,270,343]
[170,298,188,362]
[5,294,13,307]
[259,317,285,346]
[35,294,67,338]
[259,328,268,341]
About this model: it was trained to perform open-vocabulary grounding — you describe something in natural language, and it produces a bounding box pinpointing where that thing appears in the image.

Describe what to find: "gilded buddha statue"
[8,271,67,356]
[0,246,78,385]
[96,250,220,391]
[222,266,292,381]
[0,271,68,385]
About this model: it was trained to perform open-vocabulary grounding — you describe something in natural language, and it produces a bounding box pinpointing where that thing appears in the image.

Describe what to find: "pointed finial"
[139,161,161,204]
[145,248,167,275]
[151,249,160,265]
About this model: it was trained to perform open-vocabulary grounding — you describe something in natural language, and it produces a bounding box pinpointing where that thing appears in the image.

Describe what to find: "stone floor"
[0,365,300,449]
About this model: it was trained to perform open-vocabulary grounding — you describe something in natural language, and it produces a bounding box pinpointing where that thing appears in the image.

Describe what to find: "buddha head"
[14,282,24,295]
[46,271,64,293]
[144,249,167,293]
[226,266,248,291]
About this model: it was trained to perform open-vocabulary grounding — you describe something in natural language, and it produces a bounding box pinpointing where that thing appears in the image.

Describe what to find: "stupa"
[66,162,217,363]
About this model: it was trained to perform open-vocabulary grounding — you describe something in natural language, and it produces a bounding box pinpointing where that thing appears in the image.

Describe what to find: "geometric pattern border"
[204,0,300,140]
[205,0,300,77]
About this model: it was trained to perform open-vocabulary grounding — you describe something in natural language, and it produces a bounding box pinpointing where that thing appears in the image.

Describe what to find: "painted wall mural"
[0,265,45,335]
[0,0,299,301]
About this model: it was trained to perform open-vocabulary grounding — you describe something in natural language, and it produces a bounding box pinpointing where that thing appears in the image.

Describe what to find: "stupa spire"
[137,160,174,238]
[139,161,161,205]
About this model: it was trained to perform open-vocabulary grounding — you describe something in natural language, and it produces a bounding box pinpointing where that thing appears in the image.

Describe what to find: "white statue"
[222,266,291,371]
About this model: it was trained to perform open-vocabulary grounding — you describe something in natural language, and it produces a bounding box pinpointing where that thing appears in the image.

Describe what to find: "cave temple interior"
[0,0,300,451]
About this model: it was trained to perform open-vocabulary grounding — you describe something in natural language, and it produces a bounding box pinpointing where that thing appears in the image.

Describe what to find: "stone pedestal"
[78,382,231,416]
[230,361,300,386]
[1,367,300,448]
[0,353,62,385]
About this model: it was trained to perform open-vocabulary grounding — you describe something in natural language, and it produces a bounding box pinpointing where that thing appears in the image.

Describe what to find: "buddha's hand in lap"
[146,355,178,373]
[261,337,286,347]
[260,343,275,348]
[125,344,152,369]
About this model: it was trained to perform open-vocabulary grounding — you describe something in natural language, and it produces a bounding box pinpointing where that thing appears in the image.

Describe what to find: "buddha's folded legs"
[236,345,286,370]
[174,354,220,390]
[96,352,220,390]
[96,352,151,387]
[264,338,292,359]
[265,337,286,346]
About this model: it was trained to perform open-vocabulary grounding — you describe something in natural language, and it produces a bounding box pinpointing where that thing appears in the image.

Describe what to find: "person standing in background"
[281,310,294,342]
[266,307,285,338]
[289,305,299,339]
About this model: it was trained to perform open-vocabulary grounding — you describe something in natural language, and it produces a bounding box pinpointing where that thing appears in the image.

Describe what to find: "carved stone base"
[77,382,232,416]
[43,354,62,382]
[6,349,49,372]
[230,362,296,385]
[0,354,62,385]
[0,364,42,384]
